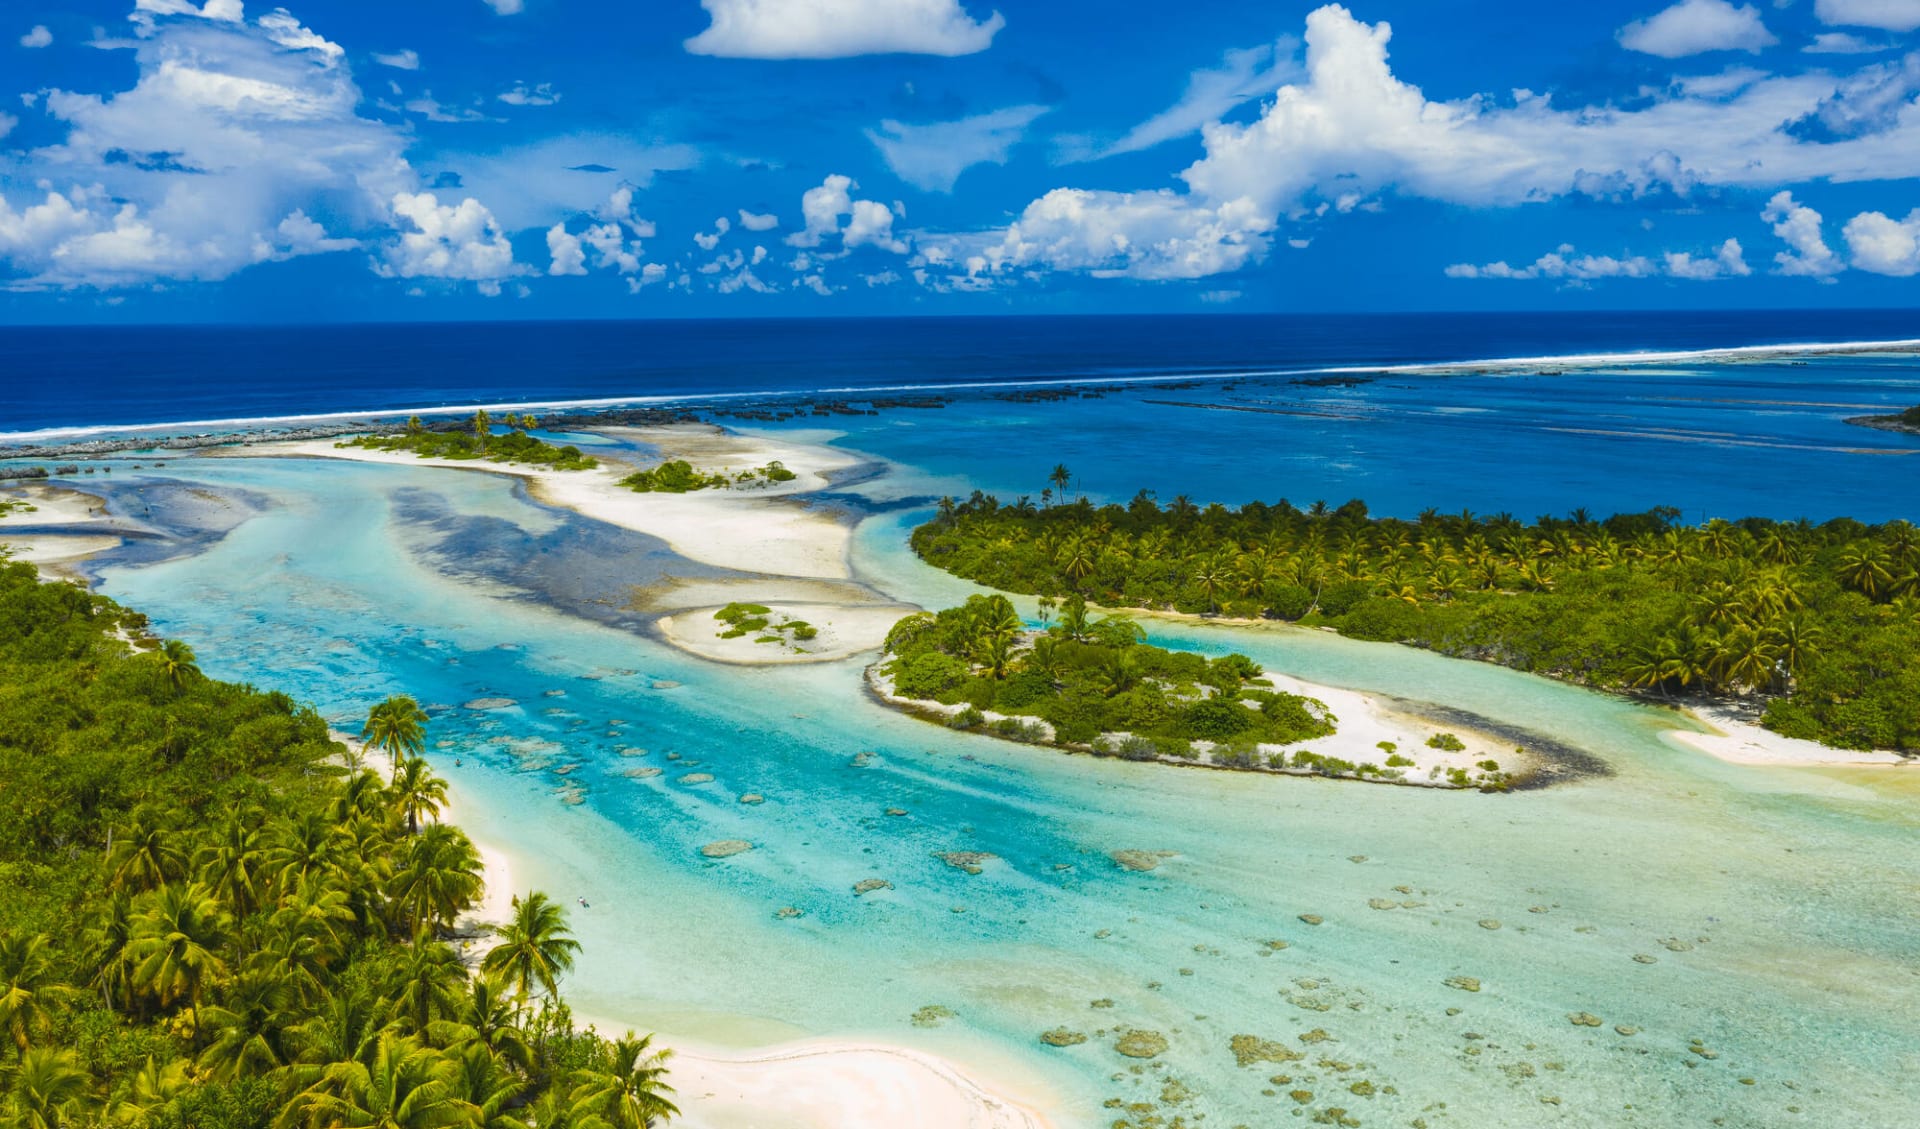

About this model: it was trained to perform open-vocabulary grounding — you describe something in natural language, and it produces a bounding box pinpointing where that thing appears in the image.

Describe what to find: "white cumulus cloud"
[685,0,1004,59]
[372,48,419,69]
[1842,207,1920,273]
[867,104,1048,192]
[1815,0,1920,32]
[1618,0,1778,59]
[930,189,1274,281]
[785,174,906,252]
[380,192,519,292]
[0,3,421,288]
[1761,191,1844,276]
[483,0,525,15]
[20,25,53,48]
[737,209,779,231]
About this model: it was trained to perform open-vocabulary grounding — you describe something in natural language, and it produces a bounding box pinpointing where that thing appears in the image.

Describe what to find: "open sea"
[5,310,1920,1127]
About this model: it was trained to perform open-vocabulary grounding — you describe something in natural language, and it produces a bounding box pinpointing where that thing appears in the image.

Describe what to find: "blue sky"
[3,0,1920,321]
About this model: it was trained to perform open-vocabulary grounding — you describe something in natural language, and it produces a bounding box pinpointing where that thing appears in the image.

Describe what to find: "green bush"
[1427,732,1467,752]
[893,652,970,699]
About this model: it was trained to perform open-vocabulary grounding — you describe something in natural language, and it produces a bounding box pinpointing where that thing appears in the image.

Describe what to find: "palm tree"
[194,813,268,919]
[1837,543,1894,601]
[388,937,466,1036]
[125,883,230,1028]
[0,934,67,1053]
[567,1032,679,1128]
[1048,463,1071,501]
[363,696,430,780]
[480,892,580,1002]
[85,891,136,1011]
[5,1048,91,1129]
[112,1057,192,1127]
[393,826,483,939]
[195,968,297,1083]
[253,878,356,1008]
[282,1034,475,1129]
[1057,594,1091,642]
[1189,550,1233,614]
[388,758,450,836]
[1058,537,1097,588]
[1766,616,1823,691]
[267,811,346,895]
[430,974,532,1075]
[107,808,187,894]
[155,639,200,696]
[472,408,493,451]
[973,633,1015,681]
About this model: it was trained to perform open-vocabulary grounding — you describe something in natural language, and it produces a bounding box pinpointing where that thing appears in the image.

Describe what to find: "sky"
[2,0,1920,322]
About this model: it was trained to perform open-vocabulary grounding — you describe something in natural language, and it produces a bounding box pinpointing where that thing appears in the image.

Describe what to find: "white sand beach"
[1671,702,1911,767]
[0,482,122,581]
[250,423,860,580]
[657,601,916,665]
[629,1036,1056,1129]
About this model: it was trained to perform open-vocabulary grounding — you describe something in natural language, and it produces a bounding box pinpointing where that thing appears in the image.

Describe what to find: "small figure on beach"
[578,896,590,909]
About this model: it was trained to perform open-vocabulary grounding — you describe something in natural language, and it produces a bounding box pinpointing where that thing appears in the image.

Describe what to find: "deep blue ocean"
[5,309,1919,522]
[6,309,1920,434]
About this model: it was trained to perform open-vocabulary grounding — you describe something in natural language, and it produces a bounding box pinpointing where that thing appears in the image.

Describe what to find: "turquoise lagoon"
[61,430,1919,1129]
[31,342,1916,1127]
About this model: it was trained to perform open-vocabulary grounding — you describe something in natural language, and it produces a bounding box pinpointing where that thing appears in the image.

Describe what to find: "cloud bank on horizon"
[2,0,1920,317]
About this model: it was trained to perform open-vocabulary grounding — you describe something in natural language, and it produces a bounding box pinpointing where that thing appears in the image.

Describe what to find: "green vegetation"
[0,497,36,518]
[912,491,1920,751]
[712,602,817,643]
[1902,405,1920,427]
[882,594,1335,762]
[620,460,796,494]
[0,559,676,1127]
[341,410,599,471]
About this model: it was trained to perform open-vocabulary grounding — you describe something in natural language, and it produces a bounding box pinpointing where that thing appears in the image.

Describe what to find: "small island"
[340,409,599,469]
[621,458,797,493]
[1846,404,1920,436]
[870,594,1523,789]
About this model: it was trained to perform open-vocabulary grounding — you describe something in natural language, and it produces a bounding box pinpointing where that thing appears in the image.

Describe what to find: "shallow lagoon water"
[65,437,1920,1128]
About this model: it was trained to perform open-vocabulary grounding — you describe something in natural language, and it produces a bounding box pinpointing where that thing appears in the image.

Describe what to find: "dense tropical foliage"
[882,594,1336,761]
[619,460,795,494]
[344,411,599,471]
[912,489,1920,751]
[0,559,676,1127]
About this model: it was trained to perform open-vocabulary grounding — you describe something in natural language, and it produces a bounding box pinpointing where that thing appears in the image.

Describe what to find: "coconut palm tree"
[387,937,466,1036]
[1837,543,1894,601]
[282,1034,475,1129]
[195,968,297,1083]
[480,892,580,1003]
[125,883,230,1028]
[430,974,532,1075]
[107,808,187,895]
[5,1048,92,1129]
[112,1057,192,1127]
[193,813,268,919]
[84,890,136,1011]
[363,696,430,780]
[566,1032,680,1128]
[0,934,67,1054]
[154,639,200,697]
[393,826,482,938]
[1048,464,1071,501]
[387,758,450,837]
